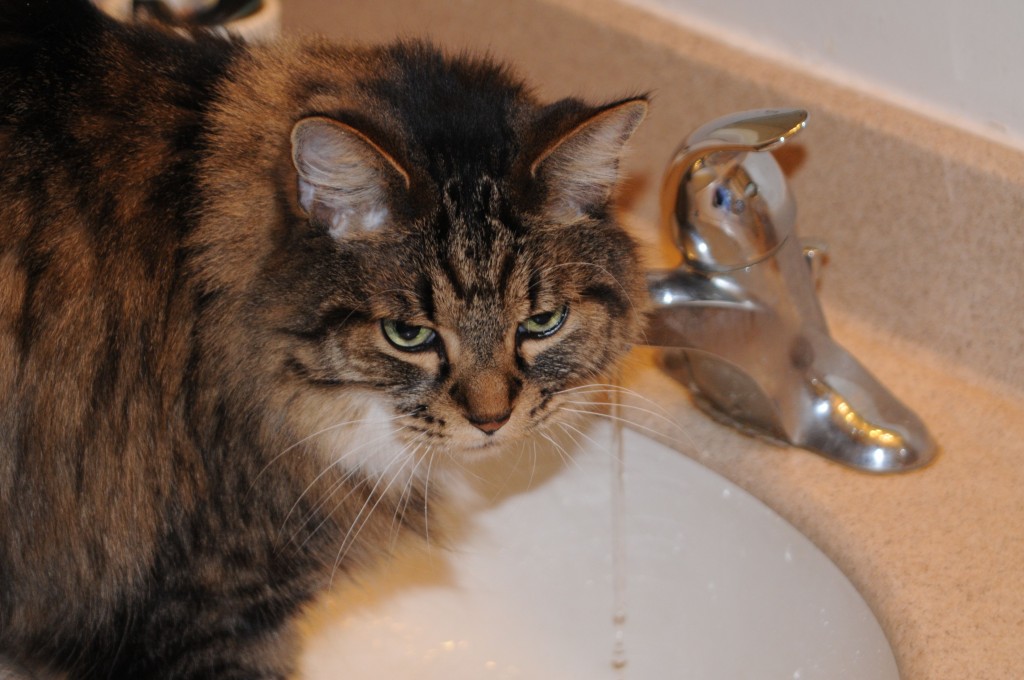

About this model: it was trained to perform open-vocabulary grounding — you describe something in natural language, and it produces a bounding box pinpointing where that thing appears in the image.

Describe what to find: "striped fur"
[0,1,648,676]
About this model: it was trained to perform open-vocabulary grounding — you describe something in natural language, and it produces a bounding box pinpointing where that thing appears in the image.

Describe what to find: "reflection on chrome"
[644,109,936,473]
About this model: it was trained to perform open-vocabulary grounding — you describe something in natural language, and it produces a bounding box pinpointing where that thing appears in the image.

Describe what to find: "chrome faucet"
[643,109,936,473]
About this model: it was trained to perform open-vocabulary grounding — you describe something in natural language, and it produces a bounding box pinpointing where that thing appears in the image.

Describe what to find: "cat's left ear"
[291,116,410,238]
[530,97,648,221]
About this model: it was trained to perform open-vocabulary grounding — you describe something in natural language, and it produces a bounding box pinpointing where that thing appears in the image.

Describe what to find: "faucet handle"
[663,109,808,272]
[683,108,808,155]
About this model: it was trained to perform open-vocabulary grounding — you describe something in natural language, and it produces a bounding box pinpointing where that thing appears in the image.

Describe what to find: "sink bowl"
[300,419,899,679]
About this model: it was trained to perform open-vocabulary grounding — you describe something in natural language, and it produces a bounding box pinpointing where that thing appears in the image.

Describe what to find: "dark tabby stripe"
[581,282,630,317]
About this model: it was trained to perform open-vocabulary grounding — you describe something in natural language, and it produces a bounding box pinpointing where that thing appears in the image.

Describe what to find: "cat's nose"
[468,412,511,435]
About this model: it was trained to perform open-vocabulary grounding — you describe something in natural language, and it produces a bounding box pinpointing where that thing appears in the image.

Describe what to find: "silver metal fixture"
[644,109,936,472]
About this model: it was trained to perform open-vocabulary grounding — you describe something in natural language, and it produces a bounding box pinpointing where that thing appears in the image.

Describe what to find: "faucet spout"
[643,109,937,472]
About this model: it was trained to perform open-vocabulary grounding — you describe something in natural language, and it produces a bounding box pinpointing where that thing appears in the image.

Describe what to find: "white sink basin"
[300,420,899,679]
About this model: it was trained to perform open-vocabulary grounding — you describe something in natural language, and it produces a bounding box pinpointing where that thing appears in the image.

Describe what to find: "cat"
[0,0,649,677]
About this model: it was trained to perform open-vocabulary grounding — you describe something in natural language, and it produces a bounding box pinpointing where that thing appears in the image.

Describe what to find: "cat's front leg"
[110,597,304,680]
[116,636,299,680]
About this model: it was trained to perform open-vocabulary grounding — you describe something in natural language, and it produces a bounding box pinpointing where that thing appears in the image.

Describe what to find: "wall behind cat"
[620,0,1024,151]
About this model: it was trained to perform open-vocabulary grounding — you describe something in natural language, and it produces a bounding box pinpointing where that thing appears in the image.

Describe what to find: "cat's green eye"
[519,305,568,339]
[382,319,437,352]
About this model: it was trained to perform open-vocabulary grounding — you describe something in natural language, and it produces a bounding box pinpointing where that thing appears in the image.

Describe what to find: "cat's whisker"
[553,383,689,436]
[282,428,408,533]
[492,440,531,497]
[388,440,430,552]
[436,448,488,484]
[553,381,646,397]
[555,382,680,422]
[536,429,580,472]
[560,399,687,438]
[250,411,411,498]
[329,450,419,586]
[558,405,651,431]
[556,406,703,455]
[554,415,637,467]
[284,465,365,552]
[308,430,431,543]
[301,448,410,556]
[422,447,439,549]
[529,438,539,490]
[554,418,605,453]
[323,432,428,544]
[281,423,418,538]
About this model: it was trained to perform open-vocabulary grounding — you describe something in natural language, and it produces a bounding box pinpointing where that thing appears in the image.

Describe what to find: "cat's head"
[256,45,648,470]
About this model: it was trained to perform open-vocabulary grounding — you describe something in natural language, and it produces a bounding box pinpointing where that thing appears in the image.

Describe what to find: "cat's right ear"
[290,117,410,239]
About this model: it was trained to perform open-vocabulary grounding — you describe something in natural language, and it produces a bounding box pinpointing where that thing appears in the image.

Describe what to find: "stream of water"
[610,387,628,673]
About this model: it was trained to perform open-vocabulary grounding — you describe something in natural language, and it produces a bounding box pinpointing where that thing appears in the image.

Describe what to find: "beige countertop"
[618,312,1024,679]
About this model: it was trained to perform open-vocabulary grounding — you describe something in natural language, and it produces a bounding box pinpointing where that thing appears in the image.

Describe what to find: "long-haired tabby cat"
[0,0,649,676]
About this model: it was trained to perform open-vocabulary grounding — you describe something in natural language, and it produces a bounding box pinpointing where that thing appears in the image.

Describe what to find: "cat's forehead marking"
[432,173,521,300]
[440,174,505,229]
